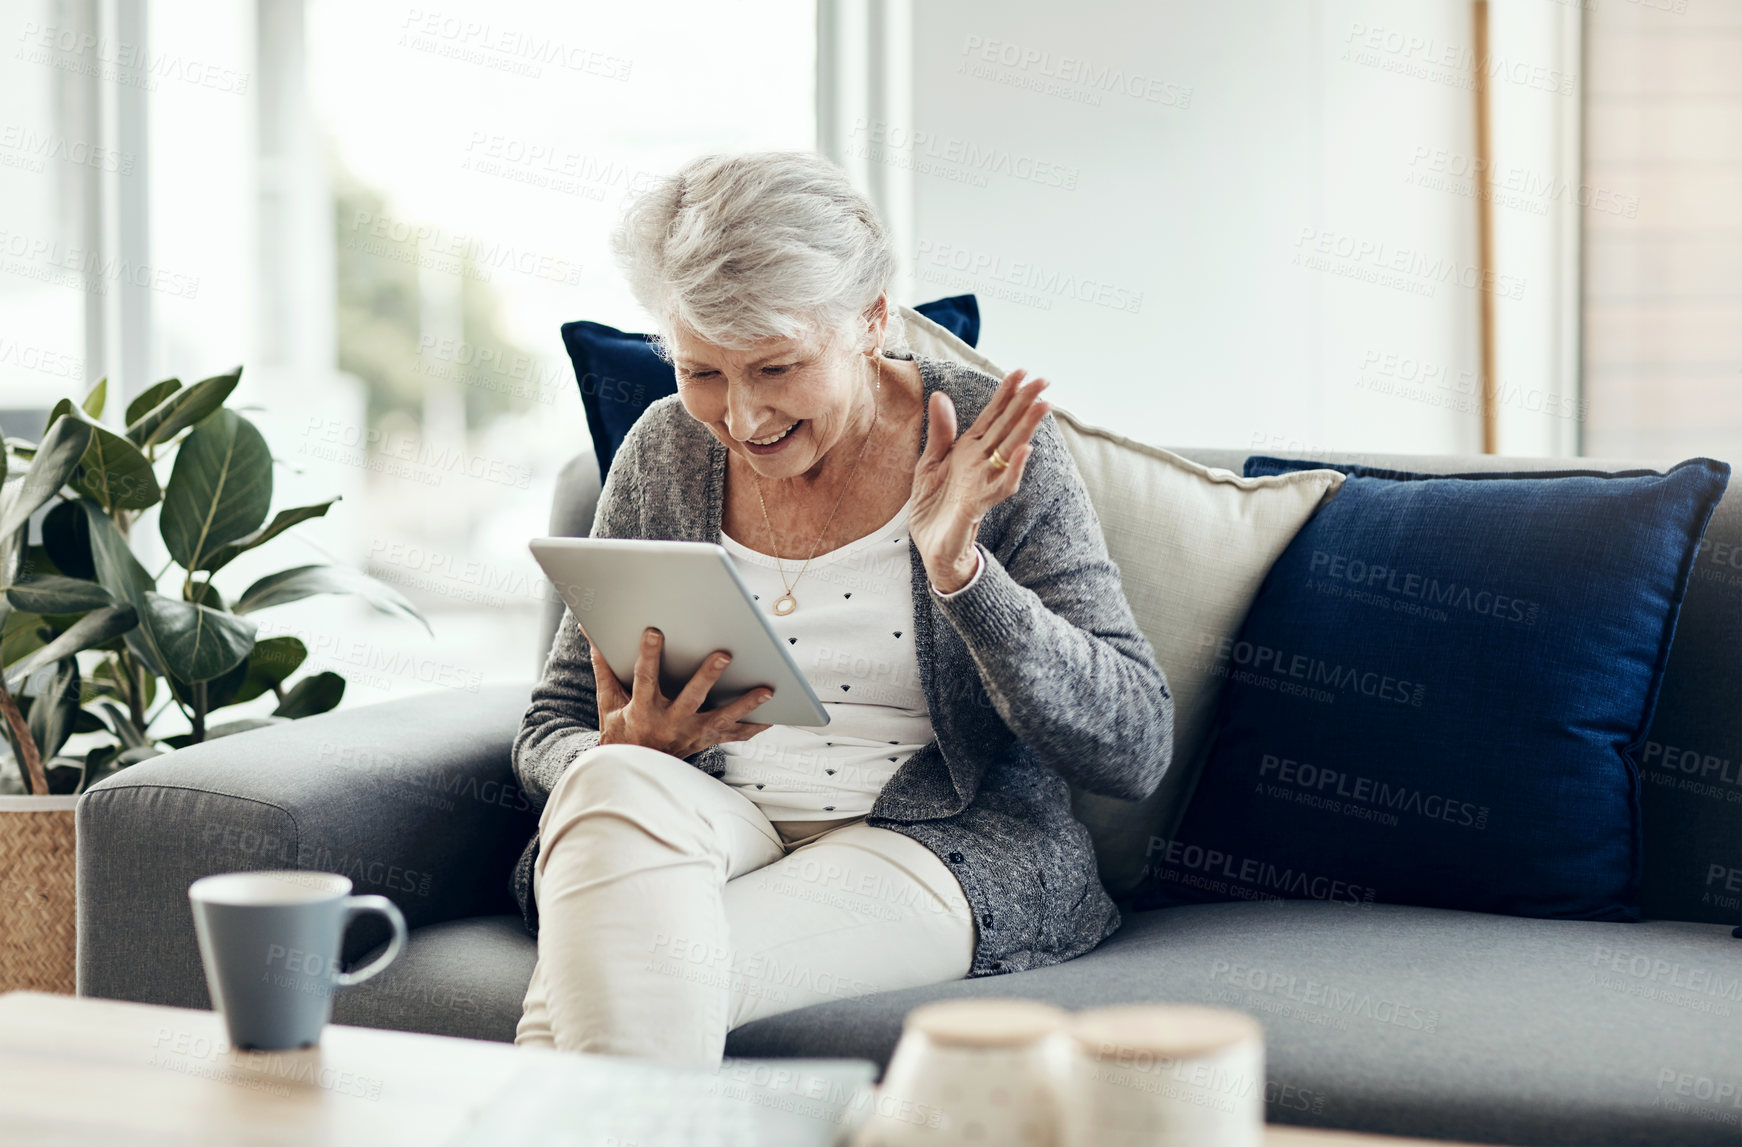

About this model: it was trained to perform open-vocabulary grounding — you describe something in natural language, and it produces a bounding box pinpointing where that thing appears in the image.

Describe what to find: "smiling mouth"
[746,422,799,446]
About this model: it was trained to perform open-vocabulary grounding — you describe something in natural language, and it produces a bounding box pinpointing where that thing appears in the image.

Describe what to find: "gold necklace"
[751,355,883,616]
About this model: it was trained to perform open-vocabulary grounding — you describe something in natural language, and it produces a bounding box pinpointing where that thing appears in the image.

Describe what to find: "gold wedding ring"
[989,446,1010,471]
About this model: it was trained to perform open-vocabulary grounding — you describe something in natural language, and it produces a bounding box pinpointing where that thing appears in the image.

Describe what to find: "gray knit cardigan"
[510,352,1175,977]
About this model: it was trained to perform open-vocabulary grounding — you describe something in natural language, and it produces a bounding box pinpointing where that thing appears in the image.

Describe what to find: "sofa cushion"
[1141,457,1730,922]
[726,901,1742,1145]
[562,296,987,483]
[334,914,537,1043]
[1046,411,1346,895]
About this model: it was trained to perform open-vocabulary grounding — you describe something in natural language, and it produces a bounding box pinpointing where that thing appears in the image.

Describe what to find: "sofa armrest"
[77,683,538,1009]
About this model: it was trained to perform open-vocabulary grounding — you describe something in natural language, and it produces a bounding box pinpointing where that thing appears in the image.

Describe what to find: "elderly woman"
[510,150,1172,1064]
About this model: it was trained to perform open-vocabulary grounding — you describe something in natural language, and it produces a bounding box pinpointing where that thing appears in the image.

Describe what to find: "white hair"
[610,149,908,363]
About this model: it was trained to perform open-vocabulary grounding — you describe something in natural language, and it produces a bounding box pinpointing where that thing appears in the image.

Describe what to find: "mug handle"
[332,894,408,987]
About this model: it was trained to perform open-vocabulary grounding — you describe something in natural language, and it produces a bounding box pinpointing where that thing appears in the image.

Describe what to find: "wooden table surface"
[0,991,1474,1146]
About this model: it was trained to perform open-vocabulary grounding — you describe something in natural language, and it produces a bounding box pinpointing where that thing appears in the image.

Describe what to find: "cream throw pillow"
[893,304,1346,895]
[894,303,1005,378]
[1052,408,1345,894]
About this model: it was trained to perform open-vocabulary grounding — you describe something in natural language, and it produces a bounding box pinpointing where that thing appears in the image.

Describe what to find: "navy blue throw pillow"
[562,295,981,483]
[1134,456,1730,922]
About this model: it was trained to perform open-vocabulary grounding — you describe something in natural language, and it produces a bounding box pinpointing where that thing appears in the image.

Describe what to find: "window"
[1582,1,1742,460]
[0,0,105,437]
[3,0,814,748]
[296,0,816,700]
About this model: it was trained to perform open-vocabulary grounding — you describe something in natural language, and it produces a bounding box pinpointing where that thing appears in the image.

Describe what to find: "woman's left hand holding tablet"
[592,627,775,756]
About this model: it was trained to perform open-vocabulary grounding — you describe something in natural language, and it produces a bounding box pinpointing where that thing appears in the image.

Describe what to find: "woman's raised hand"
[909,368,1052,593]
[591,628,774,757]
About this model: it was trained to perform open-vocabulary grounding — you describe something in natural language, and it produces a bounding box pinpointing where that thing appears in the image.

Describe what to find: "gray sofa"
[78,443,1742,1147]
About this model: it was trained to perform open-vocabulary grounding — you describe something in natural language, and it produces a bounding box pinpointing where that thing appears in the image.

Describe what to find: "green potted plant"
[0,367,430,993]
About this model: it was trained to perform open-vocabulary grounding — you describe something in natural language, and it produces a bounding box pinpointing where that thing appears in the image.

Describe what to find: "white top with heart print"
[715,494,936,821]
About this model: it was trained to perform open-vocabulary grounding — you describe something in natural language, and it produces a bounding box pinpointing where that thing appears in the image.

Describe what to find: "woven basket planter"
[0,795,78,995]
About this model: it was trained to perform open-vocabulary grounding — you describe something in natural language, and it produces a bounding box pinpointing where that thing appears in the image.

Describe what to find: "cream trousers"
[514,742,978,1064]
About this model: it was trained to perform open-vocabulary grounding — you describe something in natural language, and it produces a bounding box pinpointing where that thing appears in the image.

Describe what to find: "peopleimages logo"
[1355,348,1588,423]
[1404,145,1639,218]
[1197,633,1426,708]
[847,118,1080,190]
[345,210,581,286]
[1293,226,1527,300]
[1309,550,1541,626]
[1144,836,1378,907]
[1209,960,1441,1033]
[1259,754,1489,830]
[0,124,135,175]
[912,239,1143,314]
[1339,21,1576,97]
[398,9,632,81]
[1592,944,1742,1004]
[15,20,252,94]
[1706,865,1742,894]
[1656,1068,1742,1115]
[1643,741,1741,787]
[956,34,1192,109]
[0,228,200,298]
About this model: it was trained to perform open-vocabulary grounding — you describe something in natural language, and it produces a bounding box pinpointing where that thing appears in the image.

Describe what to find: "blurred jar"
[1061,1004,1264,1147]
[851,997,1072,1146]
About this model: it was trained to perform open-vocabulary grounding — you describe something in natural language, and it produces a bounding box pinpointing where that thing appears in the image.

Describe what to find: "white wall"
[832,0,1580,457]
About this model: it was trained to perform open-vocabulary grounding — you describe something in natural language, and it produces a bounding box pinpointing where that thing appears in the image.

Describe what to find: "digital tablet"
[529,537,830,728]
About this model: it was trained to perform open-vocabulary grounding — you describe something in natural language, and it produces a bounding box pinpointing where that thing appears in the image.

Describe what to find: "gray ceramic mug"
[188,870,407,1051]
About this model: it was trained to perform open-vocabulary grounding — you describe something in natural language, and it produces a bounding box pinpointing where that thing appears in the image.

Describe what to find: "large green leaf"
[89,655,155,714]
[77,499,156,606]
[125,378,181,427]
[40,501,94,580]
[17,543,63,581]
[97,700,150,750]
[80,378,106,419]
[0,608,47,669]
[26,656,80,762]
[160,408,272,573]
[3,547,60,631]
[1,415,89,616]
[273,670,345,718]
[137,591,256,683]
[0,441,13,605]
[198,498,340,574]
[228,635,307,705]
[2,603,138,690]
[205,654,250,709]
[166,635,248,710]
[78,742,122,794]
[164,715,293,748]
[0,414,92,543]
[76,499,168,680]
[6,575,114,614]
[125,367,241,448]
[173,569,233,704]
[46,398,161,512]
[234,564,431,636]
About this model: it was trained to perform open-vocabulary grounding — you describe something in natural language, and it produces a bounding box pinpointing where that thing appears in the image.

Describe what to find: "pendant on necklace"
[773,593,797,616]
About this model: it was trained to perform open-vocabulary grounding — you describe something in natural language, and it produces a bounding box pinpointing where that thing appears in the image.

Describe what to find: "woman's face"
[671,323,877,481]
